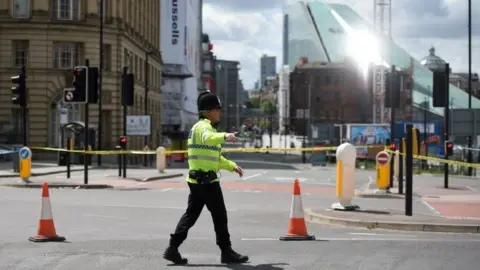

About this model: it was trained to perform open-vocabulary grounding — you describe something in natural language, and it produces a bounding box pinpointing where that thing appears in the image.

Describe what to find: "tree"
[261,100,278,148]
[261,99,277,115]
[246,97,261,108]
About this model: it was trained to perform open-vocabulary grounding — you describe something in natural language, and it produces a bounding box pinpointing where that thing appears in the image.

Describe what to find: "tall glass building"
[283,1,477,120]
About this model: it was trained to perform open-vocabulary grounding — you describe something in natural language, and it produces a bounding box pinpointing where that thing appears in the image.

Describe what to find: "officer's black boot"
[220,247,249,264]
[163,238,188,265]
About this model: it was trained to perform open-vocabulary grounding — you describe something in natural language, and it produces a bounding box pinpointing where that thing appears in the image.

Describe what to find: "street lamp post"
[468,0,473,176]
[144,51,153,167]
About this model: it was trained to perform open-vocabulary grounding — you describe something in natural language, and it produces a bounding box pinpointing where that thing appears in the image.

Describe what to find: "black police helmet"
[197,90,222,112]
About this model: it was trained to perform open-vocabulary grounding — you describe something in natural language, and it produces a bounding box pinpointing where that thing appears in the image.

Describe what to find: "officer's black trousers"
[170,182,231,249]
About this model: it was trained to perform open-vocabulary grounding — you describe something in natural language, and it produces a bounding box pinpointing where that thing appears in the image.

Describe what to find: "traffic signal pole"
[21,66,27,146]
[98,0,104,167]
[84,59,90,185]
[443,63,450,189]
[389,65,396,189]
[122,67,128,178]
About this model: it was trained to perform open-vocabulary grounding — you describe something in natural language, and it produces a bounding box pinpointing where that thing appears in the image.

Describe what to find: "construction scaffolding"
[372,0,392,123]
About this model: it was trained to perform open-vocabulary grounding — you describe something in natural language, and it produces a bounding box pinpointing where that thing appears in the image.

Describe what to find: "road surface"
[0,167,479,269]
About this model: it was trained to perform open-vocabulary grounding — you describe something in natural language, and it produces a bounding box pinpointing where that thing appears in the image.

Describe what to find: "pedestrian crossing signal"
[389,143,397,151]
[119,136,127,149]
[445,141,453,157]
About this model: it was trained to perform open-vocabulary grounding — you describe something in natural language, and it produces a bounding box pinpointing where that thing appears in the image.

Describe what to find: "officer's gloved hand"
[225,133,237,142]
[233,166,244,177]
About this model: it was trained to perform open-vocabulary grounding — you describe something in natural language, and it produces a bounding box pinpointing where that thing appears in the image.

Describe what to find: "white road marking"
[466,185,478,192]
[349,232,417,237]
[84,214,128,220]
[421,200,443,216]
[161,188,173,192]
[241,237,480,242]
[243,171,268,180]
[273,177,307,182]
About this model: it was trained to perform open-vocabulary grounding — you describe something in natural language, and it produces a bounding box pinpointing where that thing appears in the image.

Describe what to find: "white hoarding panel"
[126,115,151,136]
[162,79,183,125]
[160,0,186,65]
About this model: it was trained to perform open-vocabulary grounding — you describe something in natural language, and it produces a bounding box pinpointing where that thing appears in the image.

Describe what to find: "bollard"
[19,147,32,183]
[66,138,73,179]
[375,150,391,194]
[331,143,359,211]
[393,150,399,181]
[116,145,122,176]
[156,146,166,173]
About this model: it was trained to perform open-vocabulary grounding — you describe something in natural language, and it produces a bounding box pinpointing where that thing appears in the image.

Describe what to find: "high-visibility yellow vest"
[186,118,237,184]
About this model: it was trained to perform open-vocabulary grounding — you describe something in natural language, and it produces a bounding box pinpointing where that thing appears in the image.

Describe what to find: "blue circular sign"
[19,147,31,160]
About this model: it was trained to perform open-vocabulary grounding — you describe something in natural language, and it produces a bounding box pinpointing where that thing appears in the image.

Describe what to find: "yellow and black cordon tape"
[29,145,383,156]
[385,149,480,169]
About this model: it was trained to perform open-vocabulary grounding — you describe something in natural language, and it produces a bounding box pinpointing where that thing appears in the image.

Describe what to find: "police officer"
[163,90,249,265]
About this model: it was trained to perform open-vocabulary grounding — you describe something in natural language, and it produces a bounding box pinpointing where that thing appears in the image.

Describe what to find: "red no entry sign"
[376,152,389,166]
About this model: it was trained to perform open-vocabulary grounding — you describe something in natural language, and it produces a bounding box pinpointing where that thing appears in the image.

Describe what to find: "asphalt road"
[1,167,479,269]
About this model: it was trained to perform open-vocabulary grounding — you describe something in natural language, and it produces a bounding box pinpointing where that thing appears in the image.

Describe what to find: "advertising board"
[160,0,186,65]
[349,125,390,158]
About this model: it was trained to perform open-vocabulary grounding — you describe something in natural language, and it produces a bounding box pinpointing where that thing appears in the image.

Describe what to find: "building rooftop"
[420,47,447,71]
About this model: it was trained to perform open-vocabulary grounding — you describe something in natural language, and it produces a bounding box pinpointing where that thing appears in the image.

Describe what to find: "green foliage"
[246,97,261,108]
[261,100,277,115]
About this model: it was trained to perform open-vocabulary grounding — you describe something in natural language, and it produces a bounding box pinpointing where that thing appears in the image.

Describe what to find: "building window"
[103,44,112,71]
[12,0,30,18]
[52,0,81,20]
[12,40,29,67]
[53,43,82,69]
[11,108,28,143]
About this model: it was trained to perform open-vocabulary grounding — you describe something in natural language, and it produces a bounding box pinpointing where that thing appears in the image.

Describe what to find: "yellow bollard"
[375,150,391,194]
[19,147,32,183]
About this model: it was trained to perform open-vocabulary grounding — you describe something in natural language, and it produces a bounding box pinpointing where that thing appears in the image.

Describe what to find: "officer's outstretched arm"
[219,155,236,172]
[201,126,226,145]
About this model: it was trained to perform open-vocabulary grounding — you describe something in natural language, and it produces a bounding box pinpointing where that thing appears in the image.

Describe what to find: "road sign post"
[375,151,391,194]
[19,147,32,183]
[332,142,359,211]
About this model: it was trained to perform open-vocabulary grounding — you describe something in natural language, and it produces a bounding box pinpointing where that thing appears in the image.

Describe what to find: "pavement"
[306,172,480,234]
[0,168,184,189]
[0,167,479,269]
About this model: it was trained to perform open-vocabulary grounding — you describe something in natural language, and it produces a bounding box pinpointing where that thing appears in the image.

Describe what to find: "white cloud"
[203,0,480,89]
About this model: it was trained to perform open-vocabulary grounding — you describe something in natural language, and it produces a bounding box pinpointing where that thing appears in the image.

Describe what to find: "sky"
[202,0,480,90]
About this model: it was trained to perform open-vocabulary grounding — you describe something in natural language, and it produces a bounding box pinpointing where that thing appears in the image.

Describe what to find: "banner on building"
[126,115,151,136]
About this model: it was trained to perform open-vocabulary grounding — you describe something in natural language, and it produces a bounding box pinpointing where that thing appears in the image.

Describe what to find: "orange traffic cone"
[28,182,66,242]
[279,179,315,241]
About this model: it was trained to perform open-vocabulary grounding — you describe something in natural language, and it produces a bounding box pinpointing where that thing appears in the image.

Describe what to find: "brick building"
[0,0,163,154]
[289,58,372,135]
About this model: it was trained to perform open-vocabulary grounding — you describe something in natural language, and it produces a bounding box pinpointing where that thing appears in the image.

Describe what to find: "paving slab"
[305,208,480,233]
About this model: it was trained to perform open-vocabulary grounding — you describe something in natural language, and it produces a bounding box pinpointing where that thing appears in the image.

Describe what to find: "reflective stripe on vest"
[188,122,221,160]
[188,155,219,162]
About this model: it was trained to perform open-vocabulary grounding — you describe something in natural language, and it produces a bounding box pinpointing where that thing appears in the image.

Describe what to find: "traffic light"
[389,143,397,151]
[122,73,134,106]
[445,140,454,157]
[412,128,420,155]
[11,68,27,106]
[433,70,449,108]
[119,136,127,149]
[64,66,88,103]
[88,67,99,104]
[385,72,401,108]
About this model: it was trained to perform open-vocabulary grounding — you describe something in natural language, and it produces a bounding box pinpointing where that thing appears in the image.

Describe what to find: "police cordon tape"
[28,145,383,155]
[385,149,480,169]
